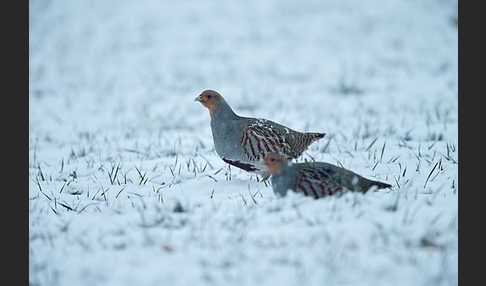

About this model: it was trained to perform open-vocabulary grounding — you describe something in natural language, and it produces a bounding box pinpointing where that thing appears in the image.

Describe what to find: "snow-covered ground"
[29,0,458,285]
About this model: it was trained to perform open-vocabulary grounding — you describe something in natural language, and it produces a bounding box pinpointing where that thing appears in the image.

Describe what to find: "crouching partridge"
[195,90,326,179]
[263,153,392,199]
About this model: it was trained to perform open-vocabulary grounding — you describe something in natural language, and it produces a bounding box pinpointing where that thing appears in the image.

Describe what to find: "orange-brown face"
[195,90,220,117]
[264,153,287,175]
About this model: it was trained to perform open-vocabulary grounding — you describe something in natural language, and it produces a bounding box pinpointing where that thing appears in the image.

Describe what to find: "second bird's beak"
[194,95,202,102]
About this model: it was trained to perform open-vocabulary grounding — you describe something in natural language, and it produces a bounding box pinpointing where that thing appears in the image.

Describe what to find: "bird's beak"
[194,95,202,102]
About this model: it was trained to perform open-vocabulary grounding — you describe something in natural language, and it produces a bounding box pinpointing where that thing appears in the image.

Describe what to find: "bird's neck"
[211,100,238,121]
[280,162,290,172]
[269,161,290,175]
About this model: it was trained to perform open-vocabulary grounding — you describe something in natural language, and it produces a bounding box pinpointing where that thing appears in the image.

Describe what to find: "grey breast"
[271,166,297,197]
[210,117,246,160]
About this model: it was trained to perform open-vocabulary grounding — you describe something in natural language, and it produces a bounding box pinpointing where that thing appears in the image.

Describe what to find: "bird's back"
[296,161,390,192]
[271,161,391,199]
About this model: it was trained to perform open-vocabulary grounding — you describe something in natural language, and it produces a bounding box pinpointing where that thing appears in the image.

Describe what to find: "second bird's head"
[195,90,224,117]
[263,153,289,175]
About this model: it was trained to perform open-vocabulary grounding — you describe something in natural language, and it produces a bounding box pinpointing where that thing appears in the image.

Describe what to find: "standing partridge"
[263,153,391,198]
[195,90,326,179]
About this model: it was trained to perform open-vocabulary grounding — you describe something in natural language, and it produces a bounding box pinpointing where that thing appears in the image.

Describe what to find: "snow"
[29,0,458,285]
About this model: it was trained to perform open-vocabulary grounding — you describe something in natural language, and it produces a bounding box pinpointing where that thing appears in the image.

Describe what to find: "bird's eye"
[207,95,212,99]
[270,158,275,162]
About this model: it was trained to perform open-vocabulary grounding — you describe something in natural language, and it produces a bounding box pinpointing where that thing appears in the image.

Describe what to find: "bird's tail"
[298,132,326,155]
[306,132,326,142]
[368,180,392,190]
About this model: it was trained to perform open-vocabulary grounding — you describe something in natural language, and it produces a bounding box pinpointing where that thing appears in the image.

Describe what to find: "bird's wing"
[294,163,345,198]
[240,118,294,161]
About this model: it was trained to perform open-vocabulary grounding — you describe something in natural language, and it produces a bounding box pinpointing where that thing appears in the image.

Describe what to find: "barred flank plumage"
[242,119,326,162]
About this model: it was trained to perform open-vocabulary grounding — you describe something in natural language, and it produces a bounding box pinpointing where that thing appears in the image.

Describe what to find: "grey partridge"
[263,153,392,198]
[195,90,326,179]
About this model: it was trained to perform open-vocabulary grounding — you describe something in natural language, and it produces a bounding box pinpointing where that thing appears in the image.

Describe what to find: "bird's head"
[263,153,289,175]
[195,90,223,117]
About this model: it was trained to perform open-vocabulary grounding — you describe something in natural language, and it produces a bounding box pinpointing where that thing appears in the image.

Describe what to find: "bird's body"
[264,153,392,199]
[196,90,325,179]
